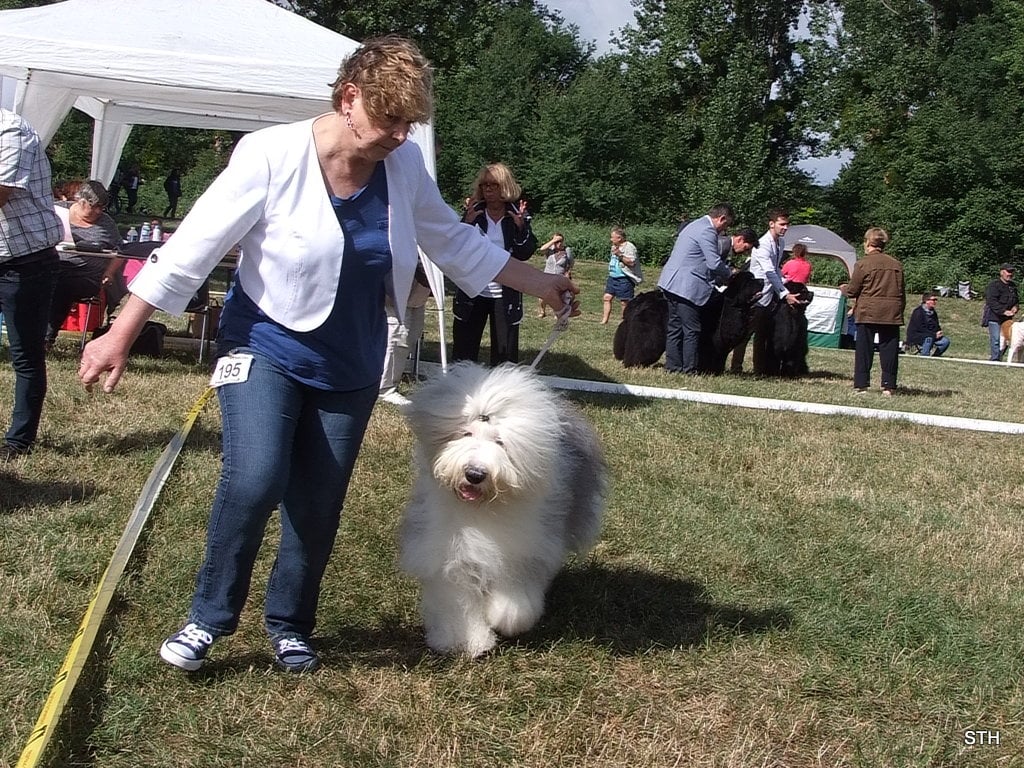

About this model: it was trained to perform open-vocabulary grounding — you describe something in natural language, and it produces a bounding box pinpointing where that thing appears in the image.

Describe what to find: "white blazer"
[129,117,506,330]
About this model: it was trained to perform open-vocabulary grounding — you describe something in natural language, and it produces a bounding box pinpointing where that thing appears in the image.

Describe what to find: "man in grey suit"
[657,203,737,374]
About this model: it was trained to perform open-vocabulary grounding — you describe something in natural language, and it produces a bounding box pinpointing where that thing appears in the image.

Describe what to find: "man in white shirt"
[734,208,803,373]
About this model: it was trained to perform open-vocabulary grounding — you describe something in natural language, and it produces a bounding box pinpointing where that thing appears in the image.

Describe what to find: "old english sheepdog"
[399,362,607,657]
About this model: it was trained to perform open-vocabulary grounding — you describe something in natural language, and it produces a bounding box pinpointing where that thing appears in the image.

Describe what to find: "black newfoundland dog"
[613,271,765,373]
[751,280,814,377]
[612,290,667,368]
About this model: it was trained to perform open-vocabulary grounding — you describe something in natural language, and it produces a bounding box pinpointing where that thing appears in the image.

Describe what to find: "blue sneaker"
[273,635,320,673]
[160,622,216,671]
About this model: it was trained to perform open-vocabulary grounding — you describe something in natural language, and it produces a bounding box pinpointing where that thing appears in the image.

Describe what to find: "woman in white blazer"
[78,37,578,674]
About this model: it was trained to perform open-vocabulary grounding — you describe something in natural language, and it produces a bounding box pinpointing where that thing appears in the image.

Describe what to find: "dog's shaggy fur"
[752,281,814,377]
[612,272,765,373]
[699,271,765,374]
[613,290,667,367]
[399,362,607,657]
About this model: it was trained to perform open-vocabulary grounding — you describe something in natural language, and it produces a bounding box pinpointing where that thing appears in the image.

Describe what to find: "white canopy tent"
[783,224,857,277]
[0,0,449,367]
[783,225,858,349]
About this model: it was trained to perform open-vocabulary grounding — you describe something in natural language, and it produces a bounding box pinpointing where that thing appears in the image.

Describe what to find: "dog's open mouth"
[457,483,485,502]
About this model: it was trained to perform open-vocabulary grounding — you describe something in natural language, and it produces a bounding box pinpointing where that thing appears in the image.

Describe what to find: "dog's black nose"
[464,466,488,485]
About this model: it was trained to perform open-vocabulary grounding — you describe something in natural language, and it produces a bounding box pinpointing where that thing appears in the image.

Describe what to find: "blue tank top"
[218,162,392,391]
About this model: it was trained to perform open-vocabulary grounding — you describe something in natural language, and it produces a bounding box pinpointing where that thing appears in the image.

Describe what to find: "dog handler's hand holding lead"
[554,290,575,331]
[531,289,578,369]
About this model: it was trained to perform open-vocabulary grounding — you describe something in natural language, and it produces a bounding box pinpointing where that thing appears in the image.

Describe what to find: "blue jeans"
[0,255,58,450]
[188,348,378,639]
[988,321,1004,361]
[919,335,950,357]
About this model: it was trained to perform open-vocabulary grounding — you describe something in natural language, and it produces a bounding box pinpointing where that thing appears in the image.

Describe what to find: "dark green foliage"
[525,64,641,221]
[20,0,1022,290]
[532,216,680,268]
[806,0,1024,290]
[433,6,591,204]
[45,111,92,187]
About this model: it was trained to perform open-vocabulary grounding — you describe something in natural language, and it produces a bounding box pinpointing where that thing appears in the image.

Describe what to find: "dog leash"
[530,291,574,369]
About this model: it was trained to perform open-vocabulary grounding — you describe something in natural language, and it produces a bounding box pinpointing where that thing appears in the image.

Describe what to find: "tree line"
[15,0,1024,290]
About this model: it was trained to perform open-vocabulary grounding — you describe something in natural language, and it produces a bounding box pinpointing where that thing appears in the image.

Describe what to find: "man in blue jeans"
[0,109,63,461]
[905,292,950,357]
[983,264,1018,361]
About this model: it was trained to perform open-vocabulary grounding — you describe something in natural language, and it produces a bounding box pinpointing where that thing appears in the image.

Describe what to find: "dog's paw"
[424,623,460,655]
[463,625,498,658]
[486,588,544,638]
[424,623,496,658]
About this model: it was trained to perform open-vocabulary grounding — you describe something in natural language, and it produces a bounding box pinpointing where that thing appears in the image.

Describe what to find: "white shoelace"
[277,637,312,654]
[175,623,213,650]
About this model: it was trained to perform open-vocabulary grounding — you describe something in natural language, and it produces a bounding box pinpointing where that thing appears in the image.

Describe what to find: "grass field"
[2,260,1023,767]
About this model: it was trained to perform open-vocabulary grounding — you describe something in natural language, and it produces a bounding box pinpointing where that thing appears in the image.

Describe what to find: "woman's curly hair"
[330,36,433,125]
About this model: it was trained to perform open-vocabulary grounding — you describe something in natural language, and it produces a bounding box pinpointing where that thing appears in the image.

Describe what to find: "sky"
[544,0,635,55]
[542,0,846,183]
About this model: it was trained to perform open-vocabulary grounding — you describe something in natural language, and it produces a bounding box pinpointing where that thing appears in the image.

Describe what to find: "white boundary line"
[888,353,1024,368]
[416,362,1024,435]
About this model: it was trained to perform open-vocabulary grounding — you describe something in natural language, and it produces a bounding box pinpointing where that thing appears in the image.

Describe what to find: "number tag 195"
[210,353,254,388]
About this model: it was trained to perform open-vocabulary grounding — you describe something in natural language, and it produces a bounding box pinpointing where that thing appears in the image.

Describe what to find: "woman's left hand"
[495,259,579,317]
[512,199,529,230]
[542,274,580,318]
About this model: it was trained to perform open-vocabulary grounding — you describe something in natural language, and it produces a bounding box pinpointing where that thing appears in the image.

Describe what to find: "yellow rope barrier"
[17,388,215,768]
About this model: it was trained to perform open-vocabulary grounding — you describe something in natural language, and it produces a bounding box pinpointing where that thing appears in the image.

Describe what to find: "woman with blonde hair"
[453,162,537,364]
[846,227,906,395]
[79,37,576,673]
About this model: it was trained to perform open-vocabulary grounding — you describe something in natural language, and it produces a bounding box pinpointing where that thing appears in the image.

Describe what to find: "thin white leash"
[530,291,575,369]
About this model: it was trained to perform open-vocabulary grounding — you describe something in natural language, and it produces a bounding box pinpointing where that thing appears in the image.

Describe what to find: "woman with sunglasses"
[452,162,537,365]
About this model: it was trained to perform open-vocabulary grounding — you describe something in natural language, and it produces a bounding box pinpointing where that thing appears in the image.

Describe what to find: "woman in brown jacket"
[846,227,906,395]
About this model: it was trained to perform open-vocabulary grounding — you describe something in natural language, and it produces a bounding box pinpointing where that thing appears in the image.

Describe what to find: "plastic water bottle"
[139,222,151,242]
[151,222,162,242]
[126,226,139,243]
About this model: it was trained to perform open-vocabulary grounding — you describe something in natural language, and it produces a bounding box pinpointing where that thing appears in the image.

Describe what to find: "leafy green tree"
[289,0,552,71]
[805,0,1024,289]
[614,0,811,225]
[525,62,640,221]
[0,0,58,9]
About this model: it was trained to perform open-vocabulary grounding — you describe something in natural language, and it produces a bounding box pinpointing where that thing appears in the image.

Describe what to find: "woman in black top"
[452,162,537,365]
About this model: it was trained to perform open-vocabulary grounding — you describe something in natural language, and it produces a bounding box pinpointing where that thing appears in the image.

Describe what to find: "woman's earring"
[344,112,355,131]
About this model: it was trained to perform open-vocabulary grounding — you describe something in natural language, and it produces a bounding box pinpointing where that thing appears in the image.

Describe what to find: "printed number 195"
[210,354,253,388]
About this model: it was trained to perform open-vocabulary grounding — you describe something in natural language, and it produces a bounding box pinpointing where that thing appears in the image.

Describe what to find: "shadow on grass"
[193,621,430,680]
[888,386,958,399]
[42,421,223,457]
[183,562,793,674]
[535,562,792,653]
[800,368,850,382]
[0,470,98,511]
[41,596,124,768]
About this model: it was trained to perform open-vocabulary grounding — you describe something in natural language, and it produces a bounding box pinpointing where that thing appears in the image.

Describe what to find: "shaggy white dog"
[399,362,607,657]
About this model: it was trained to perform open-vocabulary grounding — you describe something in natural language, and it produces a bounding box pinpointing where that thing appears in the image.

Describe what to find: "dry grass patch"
[2,265,1023,766]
